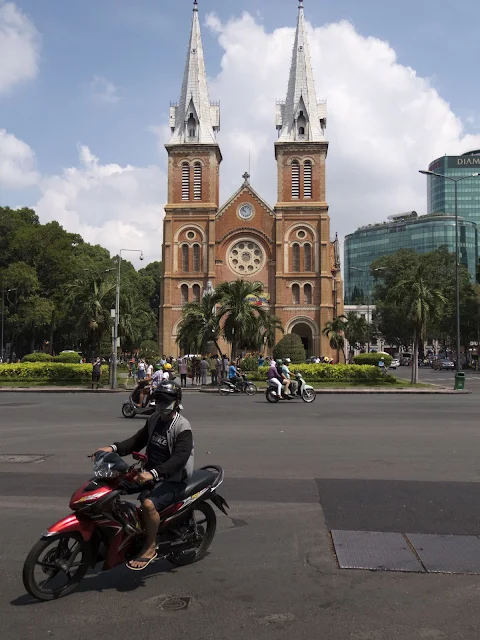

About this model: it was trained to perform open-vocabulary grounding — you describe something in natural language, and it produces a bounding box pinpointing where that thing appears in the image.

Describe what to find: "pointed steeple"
[169,1,220,145]
[276,1,326,142]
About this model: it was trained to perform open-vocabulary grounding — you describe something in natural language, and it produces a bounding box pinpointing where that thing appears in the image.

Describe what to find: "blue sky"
[1,0,480,263]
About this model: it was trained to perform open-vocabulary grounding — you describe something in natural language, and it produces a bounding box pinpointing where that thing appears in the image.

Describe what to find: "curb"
[198,387,471,395]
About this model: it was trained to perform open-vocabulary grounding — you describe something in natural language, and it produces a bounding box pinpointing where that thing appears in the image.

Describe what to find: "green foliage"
[322,317,346,360]
[239,355,259,371]
[353,352,393,367]
[53,352,82,363]
[273,333,306,363]
[22,352,53,363]
[139,340,160,362]
[0,363,108,383]
[251,363,393,383]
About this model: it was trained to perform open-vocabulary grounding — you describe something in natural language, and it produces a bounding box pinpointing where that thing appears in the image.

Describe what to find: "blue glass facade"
[344,213,478,304]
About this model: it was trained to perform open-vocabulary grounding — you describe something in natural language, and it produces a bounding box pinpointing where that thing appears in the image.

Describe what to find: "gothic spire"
[169,1,220,145]
[276,0,326,142]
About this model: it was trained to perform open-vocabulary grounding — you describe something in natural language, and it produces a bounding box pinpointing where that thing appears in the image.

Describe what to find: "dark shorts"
[138,481,185,512]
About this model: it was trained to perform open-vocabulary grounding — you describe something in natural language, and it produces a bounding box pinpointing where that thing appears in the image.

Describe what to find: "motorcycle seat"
[179,470,215,499]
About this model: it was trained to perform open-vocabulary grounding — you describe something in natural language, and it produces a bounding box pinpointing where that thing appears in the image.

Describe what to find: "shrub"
[22,353,53,363]
[139,340,160,362]
[273,334,306,364]
[248,363,394,383]
[53,352,82,363]
[0,363,108,384]
[239,355,258,372]
[353,352,393,367]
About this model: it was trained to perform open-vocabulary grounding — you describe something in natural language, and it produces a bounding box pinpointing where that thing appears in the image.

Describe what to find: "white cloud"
[88,75,120,105]
[0,128,38,187]
[205,13,480,244]
[0,1,40,94]
[35,146,165,265]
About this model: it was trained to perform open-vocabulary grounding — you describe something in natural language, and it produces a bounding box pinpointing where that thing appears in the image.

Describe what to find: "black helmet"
[154,380,183,414]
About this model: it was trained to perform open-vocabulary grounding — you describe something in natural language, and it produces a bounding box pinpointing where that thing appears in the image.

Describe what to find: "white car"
[389,359,400,369]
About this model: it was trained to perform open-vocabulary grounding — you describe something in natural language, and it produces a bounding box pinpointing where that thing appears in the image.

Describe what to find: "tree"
[176,292,223,359]
[322,316,346,362]
[273,333,306,364]
[394,264,446,383]
[255,314,284,352]
[343,311,367,362]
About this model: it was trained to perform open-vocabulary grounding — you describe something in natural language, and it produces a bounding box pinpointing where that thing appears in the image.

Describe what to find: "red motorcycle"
[22,452,228,601]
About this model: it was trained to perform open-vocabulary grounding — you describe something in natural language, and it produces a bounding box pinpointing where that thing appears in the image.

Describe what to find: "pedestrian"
[378,357,386,376]
[160,354,167,366]
[222,354,229,379]
[215,354,223,384]
[146,361,153,378]
[131,359,137,382]
[179,358,188,388]
[137,359,146,380]
[258,354,265,367]
[210,354,218,386]
[91,357,102,390]
[200,356,209,386]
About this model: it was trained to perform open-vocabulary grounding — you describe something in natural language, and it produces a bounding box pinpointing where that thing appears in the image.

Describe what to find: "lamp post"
[419,170,480,372]
[1,288,17,362]
[112,249,144,389]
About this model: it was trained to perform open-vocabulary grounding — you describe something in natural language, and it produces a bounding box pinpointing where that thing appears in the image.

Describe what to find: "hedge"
[273,334,306,364]
[0,363,109,383]
[53,352,82,363]
[247,363,395,383]
[353,352,393,367]
[22,353,54,363]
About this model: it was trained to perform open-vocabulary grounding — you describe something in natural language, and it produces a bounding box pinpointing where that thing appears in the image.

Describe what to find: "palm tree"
[394,264,446,384]
[343,311,367,362]
[322,316,346,363]
[215,280,269,358]
[258,314,284,352]
[176,292,223,359]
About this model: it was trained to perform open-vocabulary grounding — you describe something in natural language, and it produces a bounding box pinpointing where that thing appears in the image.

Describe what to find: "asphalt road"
[393,364,479,391]
[1,391,480,639]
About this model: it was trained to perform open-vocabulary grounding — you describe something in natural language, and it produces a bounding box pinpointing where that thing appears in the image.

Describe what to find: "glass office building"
[344,212,478,303]
[427,150,480,225]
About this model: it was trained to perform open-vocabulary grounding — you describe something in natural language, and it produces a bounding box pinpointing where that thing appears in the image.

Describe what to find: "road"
[1,391,480,639]
[393,364,478,391]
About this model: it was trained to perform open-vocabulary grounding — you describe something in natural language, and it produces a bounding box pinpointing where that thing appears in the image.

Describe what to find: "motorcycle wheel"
[245,383,257,396]
[122,402,136,418]
[219,383,231,396]
[302,388,317,403]
[22,532,92,601]
[266,389,280,403]
[167,502,217,566]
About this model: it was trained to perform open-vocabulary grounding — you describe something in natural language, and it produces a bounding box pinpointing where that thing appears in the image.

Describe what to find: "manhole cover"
[159,597,191,612]
[0,454,47,464]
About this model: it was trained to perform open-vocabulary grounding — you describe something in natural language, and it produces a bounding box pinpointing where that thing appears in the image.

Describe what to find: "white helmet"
[285,358,291,364]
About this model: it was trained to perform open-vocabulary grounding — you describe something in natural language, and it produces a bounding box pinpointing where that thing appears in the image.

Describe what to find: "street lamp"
[112,249,144,389]
[419,169,480,372]
[1,288,17,362]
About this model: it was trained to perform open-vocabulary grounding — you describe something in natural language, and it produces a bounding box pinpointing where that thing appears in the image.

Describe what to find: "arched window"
[193,244,201,272]
[299,127,305,135]
[304,243,312,271]
[192,284,201,303]
[292,284,300,305]
[181,162,190,201]
[298,110,307,139]
[304,284,312,305]
[193,162,202,200]
[304,160,312,198]
[187,112,197,139]
[291,160,300,199]
[292,243,300,272]
[181,244,189,272]
[181,284,189,305]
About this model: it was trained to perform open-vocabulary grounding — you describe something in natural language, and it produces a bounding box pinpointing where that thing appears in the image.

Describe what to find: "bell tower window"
[304,284,312,305]
[181,244,189,272]
[193,244,201,272]
[292,284,300,305]
[181,162,190,201]
[192,284,201,303]
[193,162,202,200]
[292,243,300,272]
[187,112,197,140]
[181,284,189,305]
[291,160,300,199]
[304,161,312,198]
[297,109,307,139]
[304,243,312,271]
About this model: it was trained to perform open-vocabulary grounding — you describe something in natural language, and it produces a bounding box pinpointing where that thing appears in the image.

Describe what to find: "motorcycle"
[219,373,257,396]
[266,372,316,404]
[122,381,155,418]
[22,452,229,601]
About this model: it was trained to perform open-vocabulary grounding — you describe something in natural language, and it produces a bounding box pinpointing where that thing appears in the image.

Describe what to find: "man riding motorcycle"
[276,359,292,396]
[282,358,298,395]
[94,380,193,571]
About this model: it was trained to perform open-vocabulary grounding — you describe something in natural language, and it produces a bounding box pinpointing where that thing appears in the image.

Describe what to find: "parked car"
[389,358,400,369]
[432,358,455,370]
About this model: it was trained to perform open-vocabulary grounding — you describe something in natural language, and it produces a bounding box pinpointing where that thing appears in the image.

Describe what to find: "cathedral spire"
[276,0,326,142]
[169,1,220,145]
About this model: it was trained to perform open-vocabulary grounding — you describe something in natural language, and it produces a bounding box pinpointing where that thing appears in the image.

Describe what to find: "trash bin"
[454,372,465,390]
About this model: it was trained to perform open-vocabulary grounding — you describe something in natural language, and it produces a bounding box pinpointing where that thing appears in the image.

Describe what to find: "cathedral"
[159,0,343,359]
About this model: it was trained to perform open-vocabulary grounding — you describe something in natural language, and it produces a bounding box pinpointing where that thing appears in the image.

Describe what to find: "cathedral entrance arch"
[286,317,319,358]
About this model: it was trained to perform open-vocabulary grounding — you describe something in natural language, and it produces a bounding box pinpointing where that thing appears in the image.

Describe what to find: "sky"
[1,0,480,266]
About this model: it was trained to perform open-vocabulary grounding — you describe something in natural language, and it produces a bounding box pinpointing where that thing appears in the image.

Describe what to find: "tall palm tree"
[215,280,269,358]
[322,316,346,363]
[343,311,367,362]
[394,264,446,384]
[176,292,223,358]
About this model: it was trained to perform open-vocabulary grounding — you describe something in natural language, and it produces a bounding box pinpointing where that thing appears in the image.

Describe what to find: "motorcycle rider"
[94,381,193,571]
[228,361,241,389]
[267,359,284,397]
[282,358,298,396]
[276,359,292,397]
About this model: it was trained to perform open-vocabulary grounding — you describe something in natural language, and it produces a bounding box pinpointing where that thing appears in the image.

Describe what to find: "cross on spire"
[242,171,250,184]
[193,0,198,11]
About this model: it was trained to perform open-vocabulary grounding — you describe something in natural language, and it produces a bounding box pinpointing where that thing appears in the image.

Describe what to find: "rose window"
[228,240,264,275]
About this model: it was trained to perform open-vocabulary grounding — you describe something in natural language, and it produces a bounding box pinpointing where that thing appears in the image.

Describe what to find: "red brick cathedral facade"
[159,1,343,358]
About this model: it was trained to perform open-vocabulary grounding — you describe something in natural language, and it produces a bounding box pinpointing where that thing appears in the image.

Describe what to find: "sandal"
[126,553,158,571]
